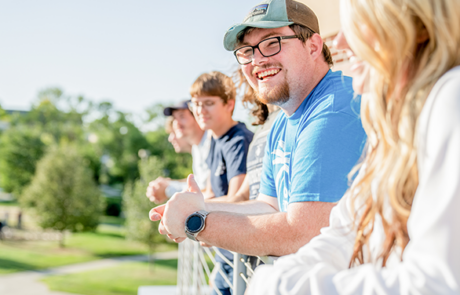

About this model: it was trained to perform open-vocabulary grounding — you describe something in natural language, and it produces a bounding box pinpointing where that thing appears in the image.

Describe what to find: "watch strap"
[186,231,197,241]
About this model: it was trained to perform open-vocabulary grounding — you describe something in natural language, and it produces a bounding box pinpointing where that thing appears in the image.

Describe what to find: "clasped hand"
[146,176,172,204]
[149,174,206,243]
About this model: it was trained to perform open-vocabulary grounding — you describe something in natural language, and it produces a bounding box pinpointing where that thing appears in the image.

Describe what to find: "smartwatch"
[185,210,209,241]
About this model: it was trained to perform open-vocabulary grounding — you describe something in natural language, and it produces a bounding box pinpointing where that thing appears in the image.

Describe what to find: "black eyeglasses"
[233,35,299,65]
[187,100,217,111]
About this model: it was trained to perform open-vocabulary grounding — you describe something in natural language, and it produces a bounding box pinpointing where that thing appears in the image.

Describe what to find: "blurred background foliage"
[0,88,193,294]
[20,145,104,247]
[0,87,192,241]
[123,157,166,253]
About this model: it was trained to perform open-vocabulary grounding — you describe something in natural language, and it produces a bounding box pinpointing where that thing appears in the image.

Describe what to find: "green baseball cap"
[223,0,320,51]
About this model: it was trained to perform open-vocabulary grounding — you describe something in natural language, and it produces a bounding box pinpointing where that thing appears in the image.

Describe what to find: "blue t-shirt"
[259,70,366,212]
[206,122,254,197]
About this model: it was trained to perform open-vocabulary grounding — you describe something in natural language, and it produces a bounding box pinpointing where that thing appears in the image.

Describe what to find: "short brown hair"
[189,71,236,104]
[236,24,334,67]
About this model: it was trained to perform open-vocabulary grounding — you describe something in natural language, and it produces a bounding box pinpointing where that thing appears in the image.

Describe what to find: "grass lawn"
[0,240,96,275]
[0,200,19,207]
[41,259,178,295]
[0,224,177,275]
[99,215,125,226]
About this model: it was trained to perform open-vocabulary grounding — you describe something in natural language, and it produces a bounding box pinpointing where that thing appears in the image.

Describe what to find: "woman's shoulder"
[418,66,460,168]
[420,66,460,126]
[427,66,460,108]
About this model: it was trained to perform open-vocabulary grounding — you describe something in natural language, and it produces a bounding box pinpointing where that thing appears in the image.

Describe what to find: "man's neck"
[211,118,238,138]
[189,128,205,146]
[279,65,330,116]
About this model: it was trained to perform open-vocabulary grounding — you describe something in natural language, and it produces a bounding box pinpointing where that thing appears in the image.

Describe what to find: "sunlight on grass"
[0,240,95,274]
[42,260,178,295]
[0,200,19,207]
[0,224,177,274]
[99,215,125,226]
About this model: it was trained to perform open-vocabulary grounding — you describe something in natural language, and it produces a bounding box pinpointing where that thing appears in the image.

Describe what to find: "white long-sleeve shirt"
[248,66,460,295]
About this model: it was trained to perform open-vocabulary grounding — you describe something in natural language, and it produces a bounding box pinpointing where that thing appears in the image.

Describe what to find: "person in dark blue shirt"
[206,122,253,198]
[189,71,253,200]
[189,71,253,295]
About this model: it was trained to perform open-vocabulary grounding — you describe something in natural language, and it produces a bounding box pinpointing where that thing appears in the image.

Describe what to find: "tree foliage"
[21,145,103,247]
[0,87,193,227]
[0,90,87,197]
[0,126,45,196]
[145,129,193,179]
[123,157,167,248]
[0,88,158,197]
[87,105,151,184]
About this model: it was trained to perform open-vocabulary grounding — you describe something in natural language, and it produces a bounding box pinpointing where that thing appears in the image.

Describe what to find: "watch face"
[187,215,204,233]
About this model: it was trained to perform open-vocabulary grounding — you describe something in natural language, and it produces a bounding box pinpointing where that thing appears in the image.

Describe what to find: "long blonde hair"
[341,0,460,266]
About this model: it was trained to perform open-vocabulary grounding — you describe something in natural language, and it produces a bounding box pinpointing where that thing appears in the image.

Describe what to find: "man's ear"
[308,33,324,61]
[226,99,236,113]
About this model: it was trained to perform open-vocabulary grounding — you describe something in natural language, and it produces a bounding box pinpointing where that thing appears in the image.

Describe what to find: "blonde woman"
[247,0,460,294]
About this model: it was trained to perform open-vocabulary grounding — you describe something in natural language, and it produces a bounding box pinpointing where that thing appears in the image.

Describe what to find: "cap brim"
[223,20,294,51]
[163,107,175,116]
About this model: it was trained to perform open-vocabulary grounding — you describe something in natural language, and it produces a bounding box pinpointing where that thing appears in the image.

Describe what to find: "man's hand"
[149,174,206,243]
[146,177,170,204]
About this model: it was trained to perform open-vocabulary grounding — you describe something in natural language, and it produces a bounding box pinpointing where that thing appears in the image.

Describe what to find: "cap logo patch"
[244,4,269,22]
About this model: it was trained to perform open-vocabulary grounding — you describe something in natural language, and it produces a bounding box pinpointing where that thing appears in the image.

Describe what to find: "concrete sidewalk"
[138,285,212,295]
[0,250,178,295]
[138,286,177,295]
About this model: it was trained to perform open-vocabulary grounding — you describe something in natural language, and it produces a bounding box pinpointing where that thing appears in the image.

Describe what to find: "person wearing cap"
[146,100,211,204]
[151,0,365,265]
[165,116,192,154]
[147,117,192,202]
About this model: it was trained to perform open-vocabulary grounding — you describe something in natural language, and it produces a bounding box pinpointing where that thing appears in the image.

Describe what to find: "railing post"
[232,252,247,295]
[192,241,200,295]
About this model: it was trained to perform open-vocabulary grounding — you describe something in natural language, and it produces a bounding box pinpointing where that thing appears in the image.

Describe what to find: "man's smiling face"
[239,26,312,106]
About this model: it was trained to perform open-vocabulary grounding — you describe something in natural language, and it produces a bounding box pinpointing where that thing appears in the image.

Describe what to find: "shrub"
[21,145,103,247]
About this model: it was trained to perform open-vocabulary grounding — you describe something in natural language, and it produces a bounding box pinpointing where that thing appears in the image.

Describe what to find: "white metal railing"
[177,239,273,295]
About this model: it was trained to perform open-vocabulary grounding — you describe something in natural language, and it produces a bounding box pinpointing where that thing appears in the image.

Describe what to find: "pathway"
[0,251,178,295]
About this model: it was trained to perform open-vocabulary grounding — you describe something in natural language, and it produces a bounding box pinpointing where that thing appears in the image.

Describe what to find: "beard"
[256,75,290,106]
[253,64,290,106]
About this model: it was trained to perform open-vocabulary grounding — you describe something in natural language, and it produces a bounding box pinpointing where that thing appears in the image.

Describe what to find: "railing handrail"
[177,240,275,295]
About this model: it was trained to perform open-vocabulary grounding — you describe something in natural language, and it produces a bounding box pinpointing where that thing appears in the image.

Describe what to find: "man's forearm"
[205,200,277,215]
[205,192,247,203]
[197,211,322,257]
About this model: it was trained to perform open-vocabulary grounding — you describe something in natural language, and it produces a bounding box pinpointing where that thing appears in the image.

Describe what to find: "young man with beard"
[146,100,210,204]
[150,0,366,260]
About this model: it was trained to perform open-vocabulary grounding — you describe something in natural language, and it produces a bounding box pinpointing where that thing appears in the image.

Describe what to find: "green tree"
[145,128,193,180]
[0,126,45,196]
[21,145,103,247]
[10,88,86,142]
[88,102,151,185]
[0,88,90,196]
[123,157,169,255]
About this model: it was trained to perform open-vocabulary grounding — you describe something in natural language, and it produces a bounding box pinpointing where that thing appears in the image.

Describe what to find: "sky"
[0,0,262,126]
